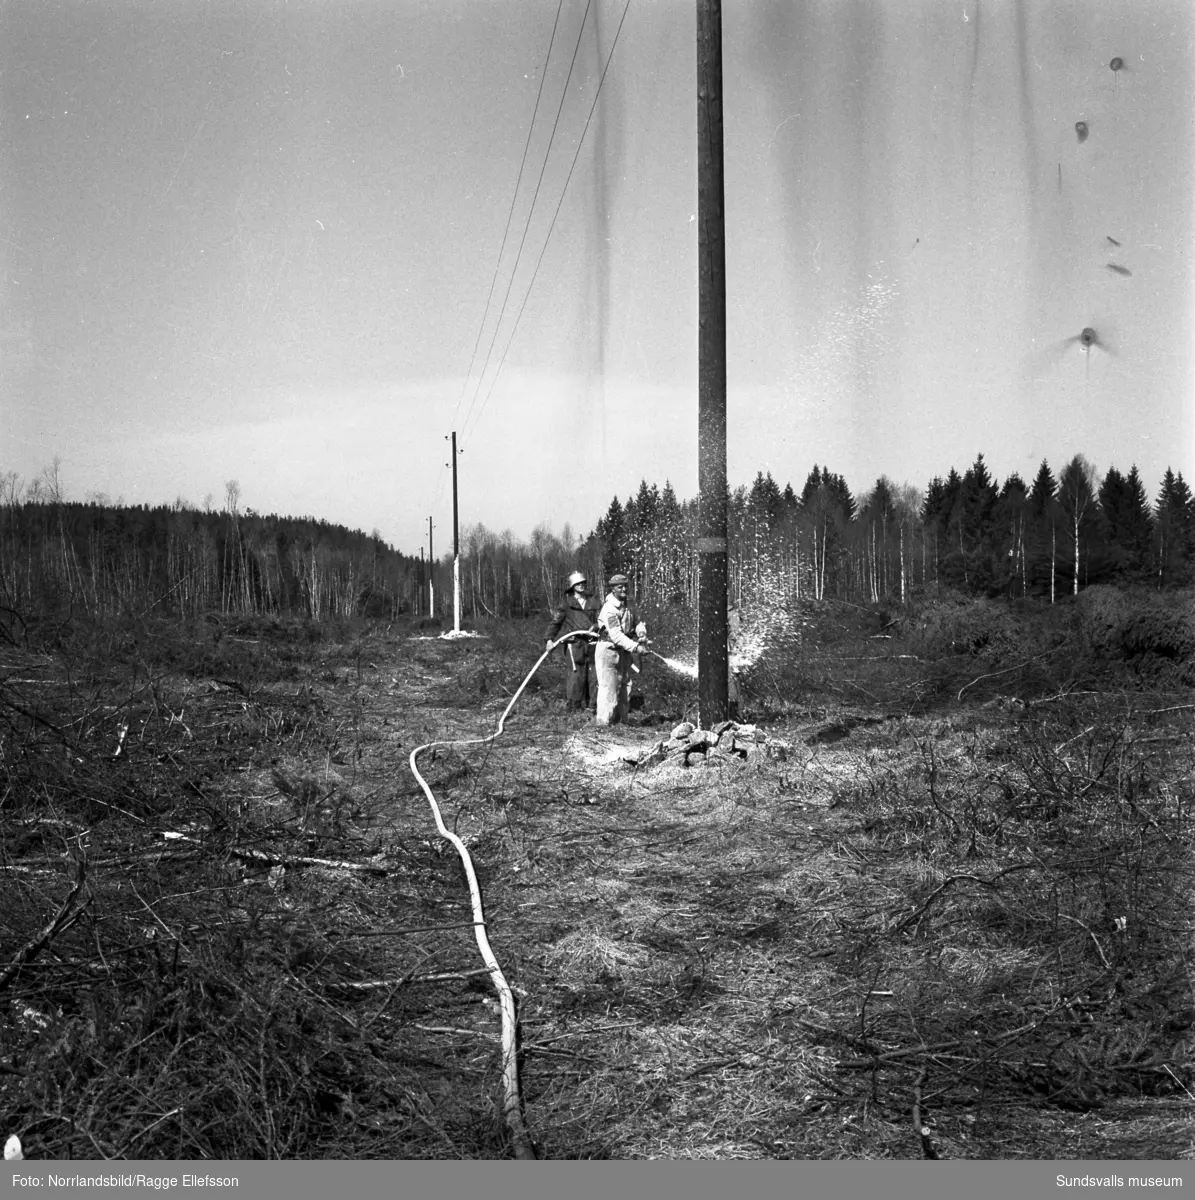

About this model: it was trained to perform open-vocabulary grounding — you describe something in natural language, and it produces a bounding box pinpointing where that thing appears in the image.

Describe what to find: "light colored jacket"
[597,593,646,653]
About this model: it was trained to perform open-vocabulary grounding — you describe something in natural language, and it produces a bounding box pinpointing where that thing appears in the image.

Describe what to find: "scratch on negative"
[768,112,800,151]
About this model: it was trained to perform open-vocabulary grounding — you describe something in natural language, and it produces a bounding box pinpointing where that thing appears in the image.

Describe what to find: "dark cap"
[607,574,629,587]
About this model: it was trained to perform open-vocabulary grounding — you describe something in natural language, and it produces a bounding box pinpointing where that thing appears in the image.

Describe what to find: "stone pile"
[624,720,791,770]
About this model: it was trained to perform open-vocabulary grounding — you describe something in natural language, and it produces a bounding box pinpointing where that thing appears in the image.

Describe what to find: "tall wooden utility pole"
[450,432,461,633]
[697,0,728,727]
[427,518,435,617]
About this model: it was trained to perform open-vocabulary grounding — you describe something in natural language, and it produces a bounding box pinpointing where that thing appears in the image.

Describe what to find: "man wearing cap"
[545,571,599,711]
[595,574,648,726]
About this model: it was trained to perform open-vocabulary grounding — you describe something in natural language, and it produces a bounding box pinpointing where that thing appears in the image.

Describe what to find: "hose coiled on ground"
[407,628,598,1161]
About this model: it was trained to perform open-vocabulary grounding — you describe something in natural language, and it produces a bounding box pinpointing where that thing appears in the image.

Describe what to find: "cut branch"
[957,646,1062,701]
[0,859,88,994]
[912,1067,940,1159]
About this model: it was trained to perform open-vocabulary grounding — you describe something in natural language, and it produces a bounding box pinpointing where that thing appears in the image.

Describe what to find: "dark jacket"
[545,594,599,653]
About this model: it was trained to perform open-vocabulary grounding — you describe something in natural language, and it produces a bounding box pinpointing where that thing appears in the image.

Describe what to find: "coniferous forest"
[1,455,1192,630]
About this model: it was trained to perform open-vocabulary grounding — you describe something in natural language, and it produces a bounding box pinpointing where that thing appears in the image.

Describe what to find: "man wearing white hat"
[594,574,647,726]
[545,571,599,710]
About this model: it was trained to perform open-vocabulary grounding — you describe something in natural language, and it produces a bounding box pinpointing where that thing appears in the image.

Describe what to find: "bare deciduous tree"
[39,456,64,505]
[0,471,22,507]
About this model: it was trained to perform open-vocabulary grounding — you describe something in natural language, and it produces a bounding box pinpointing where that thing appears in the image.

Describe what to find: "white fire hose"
[407,627,599,1160]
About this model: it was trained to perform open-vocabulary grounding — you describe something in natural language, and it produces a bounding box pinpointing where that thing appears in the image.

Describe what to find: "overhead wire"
[462,0,633,447]
[436,0,578,523]
[458,0,598,444]
[447,0,567,436]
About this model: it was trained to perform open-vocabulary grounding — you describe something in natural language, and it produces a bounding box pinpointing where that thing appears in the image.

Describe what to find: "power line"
[462,0,633,446]
[448,0,567,434]
[459,0,597,444]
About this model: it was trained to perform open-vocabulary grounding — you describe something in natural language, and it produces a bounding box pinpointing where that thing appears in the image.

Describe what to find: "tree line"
[0,468,587,625]
[580,456,1193,612]
[399,453,1193,619]
[0,470,424,625]
[2,455,1191,629]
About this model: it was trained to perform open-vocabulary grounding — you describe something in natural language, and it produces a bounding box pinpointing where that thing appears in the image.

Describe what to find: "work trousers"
[564,646,595,710]
[595,642,632,726]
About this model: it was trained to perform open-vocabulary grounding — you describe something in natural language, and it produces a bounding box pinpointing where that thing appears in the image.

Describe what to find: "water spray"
[646,648,699,678]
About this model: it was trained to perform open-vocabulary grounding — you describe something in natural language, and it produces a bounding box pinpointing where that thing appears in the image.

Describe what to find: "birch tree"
[1057,455,1100,595]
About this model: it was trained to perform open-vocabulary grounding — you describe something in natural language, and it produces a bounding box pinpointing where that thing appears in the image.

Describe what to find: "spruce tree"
[1099,467,1129,578]
[595,496,625,577]
[659,480,681,523]
[781,482,798,516]
[633,480,660,532]
[748,471,784,528]
[996,473,1029,596]
[1121,466,1154,581]
[921,476,948,585]
[800,465,824,509]
[958,454,999,592]
[1155,469,1194,587]
[1098,466,1151,581]
[939,468,966,588]
[1029,460,1058,599]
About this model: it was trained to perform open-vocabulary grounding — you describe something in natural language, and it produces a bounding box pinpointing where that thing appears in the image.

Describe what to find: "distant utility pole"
[448,432,462,633]
[696,0,728,727]
[427,519,435,617]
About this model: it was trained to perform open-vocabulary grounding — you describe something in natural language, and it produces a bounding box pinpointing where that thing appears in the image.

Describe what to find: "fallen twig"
[796,1017,885,1056]
[159,831,391,875]
[677,1056,743,1081]
[0,859,88,993]
[1137,702,1195,717]
[958,646,1063,701]
[891,873,996,935]
[336,968,493,990]
[414,1024,500,1042]
[1027,689,1105,707]
[1054,725,1097,754]
[2,849,200,871]
[1162,1064,1195,1101]
[912,1067,940,1159]
[84,796,147,824]
[347,921,492,937]
[1058,913,1111,969]
[890,861,1047,935]
[836,1040,964,1069]
[0,692,78,746]
[117,1108,183,1157]
[227,845,390,874]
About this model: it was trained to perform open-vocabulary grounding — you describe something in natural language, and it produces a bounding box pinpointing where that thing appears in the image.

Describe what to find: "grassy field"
[1,593,1193,1160]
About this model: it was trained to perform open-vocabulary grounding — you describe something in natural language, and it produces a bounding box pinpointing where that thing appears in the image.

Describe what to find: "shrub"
[1079,586,1195,686]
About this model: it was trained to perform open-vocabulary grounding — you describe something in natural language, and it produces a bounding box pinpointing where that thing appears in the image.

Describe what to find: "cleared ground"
[1,600,1192,1159]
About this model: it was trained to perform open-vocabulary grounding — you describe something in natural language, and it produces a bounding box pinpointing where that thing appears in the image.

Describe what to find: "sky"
[2,0,1192,556]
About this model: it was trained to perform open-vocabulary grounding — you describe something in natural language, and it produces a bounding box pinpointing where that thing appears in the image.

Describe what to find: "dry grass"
[1,605,1193,1159]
